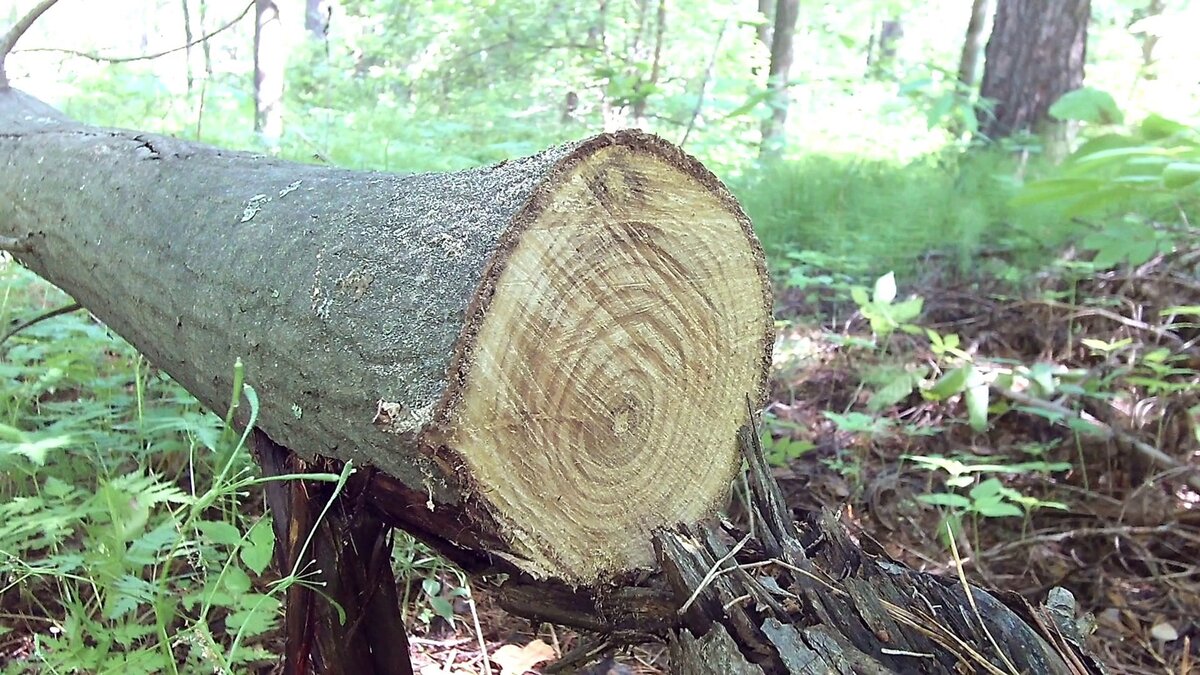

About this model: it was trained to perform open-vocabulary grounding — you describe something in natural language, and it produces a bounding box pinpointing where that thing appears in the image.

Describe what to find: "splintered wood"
[437,143,772,581]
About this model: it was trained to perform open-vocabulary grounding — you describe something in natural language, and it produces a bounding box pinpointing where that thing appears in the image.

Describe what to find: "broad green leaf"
[850,286,870,308]
[1163,162,1200,189]
[226,594,281,638]
[924,366,970,401]
[964,382,989,432]
[869,371,917,411]
[197,520,242,547]
[969,478,1005,500]
[240,519,275,576]
[222,565,253,595]
[1048,87,1123,125]
[973,501,1024,518]
[890,297,923,324]
[1139,113,1193,140]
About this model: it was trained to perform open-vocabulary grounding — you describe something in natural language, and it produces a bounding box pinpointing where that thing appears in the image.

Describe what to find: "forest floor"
[2,258,1197,675]
[401,258,1200,675]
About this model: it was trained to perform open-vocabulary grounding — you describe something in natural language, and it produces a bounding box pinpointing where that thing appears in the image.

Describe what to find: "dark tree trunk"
[305,0,327,42]
[957,0,993,89]
[254,0,284,147]
[977,0,1090,140]
[867,17,903,79]
[756,0,774,48]
[1131,0,1164,73]
[759,0,798,157]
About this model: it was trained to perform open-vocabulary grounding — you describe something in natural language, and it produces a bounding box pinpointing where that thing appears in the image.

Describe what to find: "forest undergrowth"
[2,105,1198,673]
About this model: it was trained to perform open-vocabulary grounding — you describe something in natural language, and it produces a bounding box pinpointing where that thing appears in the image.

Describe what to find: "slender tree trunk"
[1131,0,1164,72]
[631,0,666,127]
[760,0,799,157]
[957,0,993,89]
[181,0,195,92]
[756,0,774,48]
[254,0,284,148]
[305,0,327,42]
[867,17,903,79]
[977,0,1090,142]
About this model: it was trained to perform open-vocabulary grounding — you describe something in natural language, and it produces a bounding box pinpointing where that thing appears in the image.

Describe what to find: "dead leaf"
[490,639,556,674]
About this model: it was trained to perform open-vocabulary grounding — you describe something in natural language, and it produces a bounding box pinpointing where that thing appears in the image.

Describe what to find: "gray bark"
[978,0,1090,140]
[760,0,798,157]
[254,0,284,145]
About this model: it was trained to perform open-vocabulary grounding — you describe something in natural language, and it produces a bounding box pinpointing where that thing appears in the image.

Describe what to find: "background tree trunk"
[755,0,774,49]
[866,17,903,80]
[305,0,328,42]
[977,0,1090,141]
[254,0,284,148]
[759,0,798,157]
[956,0,992,90]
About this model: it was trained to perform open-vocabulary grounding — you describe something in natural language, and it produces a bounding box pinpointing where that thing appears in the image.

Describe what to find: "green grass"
[732,151,1069,279]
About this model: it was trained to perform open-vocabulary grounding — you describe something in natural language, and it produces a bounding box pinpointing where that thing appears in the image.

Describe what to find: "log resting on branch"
[0,87,773,585]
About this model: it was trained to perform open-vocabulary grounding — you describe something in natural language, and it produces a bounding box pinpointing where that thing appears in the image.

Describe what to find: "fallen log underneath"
[648,428,1106,675]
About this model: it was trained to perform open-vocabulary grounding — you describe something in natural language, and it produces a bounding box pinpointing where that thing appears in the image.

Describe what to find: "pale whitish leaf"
[240,519,275,576]
[873,271,897,304]
[1150,622,1179,642]
[491,639,557,674]
[965,383,989,432]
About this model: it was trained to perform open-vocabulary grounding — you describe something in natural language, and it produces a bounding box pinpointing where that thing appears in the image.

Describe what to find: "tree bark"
[0,88,773,588]
[630,0,666,128]
[759,0,798,158]
[977,0,1090,140]
[305,0,327,42]
[254,0,284,147]
[756,0,774,48]
[956,0,993,90]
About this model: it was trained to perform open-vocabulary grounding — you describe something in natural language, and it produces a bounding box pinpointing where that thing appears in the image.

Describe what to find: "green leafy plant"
[1018,93,1200,268]
[850,272,924,341]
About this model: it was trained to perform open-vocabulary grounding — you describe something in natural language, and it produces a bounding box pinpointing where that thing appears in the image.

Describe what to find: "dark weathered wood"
[652,426,1105,674]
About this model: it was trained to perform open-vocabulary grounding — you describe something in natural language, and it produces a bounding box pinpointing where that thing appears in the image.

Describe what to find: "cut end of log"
[433,132,772,582]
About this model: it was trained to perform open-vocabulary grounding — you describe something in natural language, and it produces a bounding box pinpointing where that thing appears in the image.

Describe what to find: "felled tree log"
[0,87,773,586]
